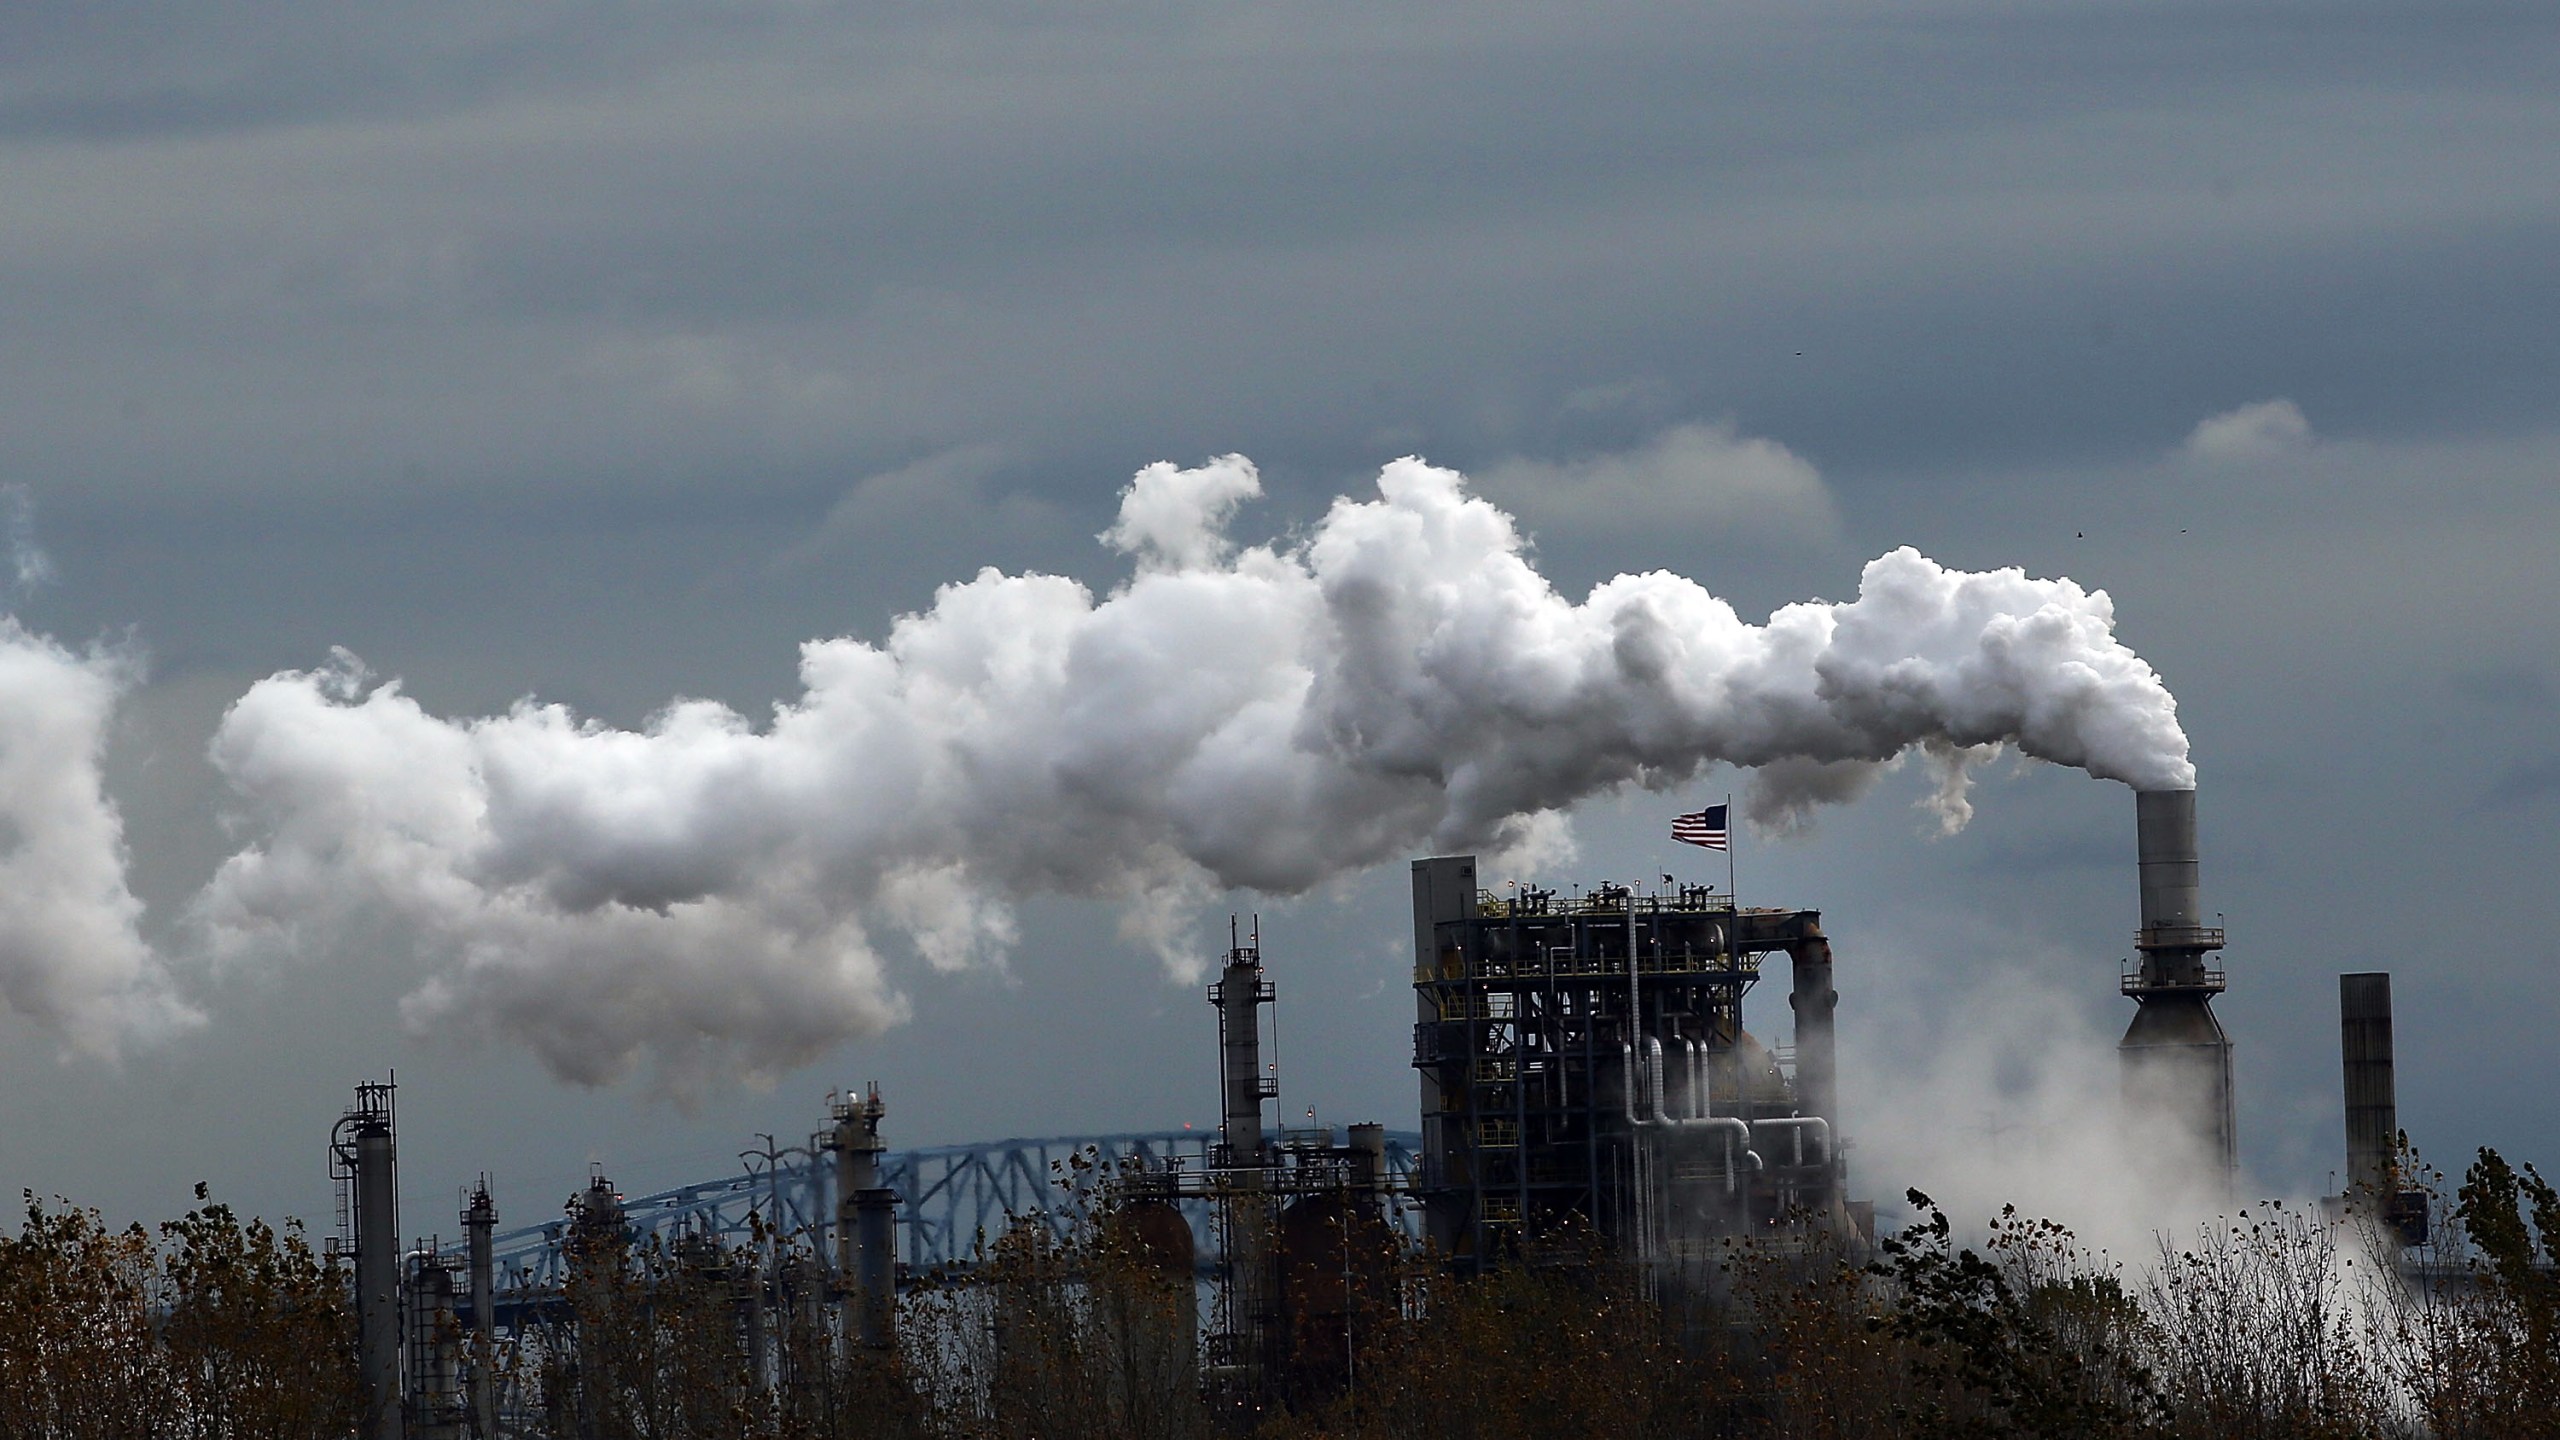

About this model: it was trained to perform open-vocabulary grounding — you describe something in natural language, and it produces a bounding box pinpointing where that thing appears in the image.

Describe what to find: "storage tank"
[1277,1190,1395,1406]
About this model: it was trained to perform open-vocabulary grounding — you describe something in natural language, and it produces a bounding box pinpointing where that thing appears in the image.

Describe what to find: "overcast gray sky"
[0,0,2554,1240]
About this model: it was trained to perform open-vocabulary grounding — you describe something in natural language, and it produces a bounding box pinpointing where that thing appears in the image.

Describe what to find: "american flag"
[1671,804,1729,851]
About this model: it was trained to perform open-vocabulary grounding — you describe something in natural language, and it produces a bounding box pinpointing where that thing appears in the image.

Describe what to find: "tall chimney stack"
[2137,789,2203,937]
[2340,973,2397,1198]
[2119,789,2237,1195]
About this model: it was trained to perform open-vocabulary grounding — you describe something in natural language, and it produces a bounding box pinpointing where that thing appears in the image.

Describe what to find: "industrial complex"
[325,784,2412,1437]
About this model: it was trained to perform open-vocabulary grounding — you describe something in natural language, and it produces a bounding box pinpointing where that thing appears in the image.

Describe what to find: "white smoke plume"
[0,621,194,1057]
[1849,951,2246,1258]
[0,486,57,598]
[195,456,2192,1089]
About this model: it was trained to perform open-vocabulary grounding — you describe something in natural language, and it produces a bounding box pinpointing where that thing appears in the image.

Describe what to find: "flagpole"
[1725,792,1737,907]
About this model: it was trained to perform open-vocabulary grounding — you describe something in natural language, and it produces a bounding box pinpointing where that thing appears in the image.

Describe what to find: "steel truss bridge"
[473,1129,1423,1291]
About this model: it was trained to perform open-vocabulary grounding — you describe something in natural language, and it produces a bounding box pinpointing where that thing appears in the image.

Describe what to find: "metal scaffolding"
[1410,857,1847,1274]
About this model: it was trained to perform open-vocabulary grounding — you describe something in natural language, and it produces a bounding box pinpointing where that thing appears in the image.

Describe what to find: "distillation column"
[565,1175,626,1434]
[2118,788,2238,1196]
[340,1083,404,1440]
[1209,922,1278,1388]
[405,1255,462,1440]
[827,1086,898,1350]
[463,1184,497,1439]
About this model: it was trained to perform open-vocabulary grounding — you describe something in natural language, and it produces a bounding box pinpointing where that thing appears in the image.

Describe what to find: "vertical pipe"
[353,1097,403,1440]
[1626,939,1653,1267]
[464,1185,496,1439]
[2340,973,2397,1198]
[1677,1038,1700,1120]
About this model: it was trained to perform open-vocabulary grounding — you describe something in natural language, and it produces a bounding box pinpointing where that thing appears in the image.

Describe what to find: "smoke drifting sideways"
[186,456,2192,1092]
[0,622,194,1058]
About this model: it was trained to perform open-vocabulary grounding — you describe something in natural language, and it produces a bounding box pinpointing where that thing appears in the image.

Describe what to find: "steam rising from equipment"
[192,456,2192,1088]
[1851,954,2239,1256]
[0,622,193,1056]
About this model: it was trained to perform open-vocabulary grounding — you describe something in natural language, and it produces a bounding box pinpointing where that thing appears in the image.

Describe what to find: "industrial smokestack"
[2340,973,2397,1198]
[2136,789,2202,935]
[2119,788,2236,1196]
[2336,972,2428,1245]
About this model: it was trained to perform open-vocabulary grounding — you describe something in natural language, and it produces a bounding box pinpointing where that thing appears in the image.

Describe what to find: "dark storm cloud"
[0,0,2553,1229]
[5,0,2556,514]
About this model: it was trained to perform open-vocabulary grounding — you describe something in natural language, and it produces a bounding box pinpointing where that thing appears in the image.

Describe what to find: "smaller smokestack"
[1786,931,1838,1135]
[2340,973,2397,1198]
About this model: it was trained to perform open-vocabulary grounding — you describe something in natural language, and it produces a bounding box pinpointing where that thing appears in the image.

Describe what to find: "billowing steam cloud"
[0,622,193,1056]
[194,457,2190,1089]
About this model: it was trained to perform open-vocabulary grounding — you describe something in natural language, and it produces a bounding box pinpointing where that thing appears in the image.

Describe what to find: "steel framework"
[469,1129,1421,1291]
[1411,857,1842,1271]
